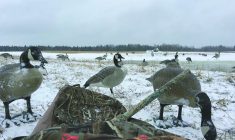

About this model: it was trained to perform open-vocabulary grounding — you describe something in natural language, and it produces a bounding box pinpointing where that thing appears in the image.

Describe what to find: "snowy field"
[0,51,235,139]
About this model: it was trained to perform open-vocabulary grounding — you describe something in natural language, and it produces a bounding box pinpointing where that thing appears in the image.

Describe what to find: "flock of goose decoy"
[0,47,221,140]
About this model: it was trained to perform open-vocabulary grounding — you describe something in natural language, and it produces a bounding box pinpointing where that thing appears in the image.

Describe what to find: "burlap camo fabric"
[13,84,185,140]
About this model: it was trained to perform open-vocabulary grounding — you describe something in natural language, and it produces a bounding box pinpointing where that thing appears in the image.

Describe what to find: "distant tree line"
[0,44,234,52]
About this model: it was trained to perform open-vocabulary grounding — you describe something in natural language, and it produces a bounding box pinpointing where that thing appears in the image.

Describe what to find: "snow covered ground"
[0,51,235,139]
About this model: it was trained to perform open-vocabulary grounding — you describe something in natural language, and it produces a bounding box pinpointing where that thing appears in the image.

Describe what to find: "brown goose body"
[85,66,127,88]
[0,53,13,59]
[147,66,201,107]
[0,47,47,120]
[0,63,43,102]
[147,63,217,140]
[84,53,127,94]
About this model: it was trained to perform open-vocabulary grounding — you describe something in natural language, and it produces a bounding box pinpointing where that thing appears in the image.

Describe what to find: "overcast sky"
[0,0,234,47]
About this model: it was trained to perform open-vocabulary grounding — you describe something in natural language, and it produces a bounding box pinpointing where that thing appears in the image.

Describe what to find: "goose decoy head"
[113,53,125,67]
[196,92,217,140]
[20,47,47,68]
[175,54,178,59]
[28,47,48,63]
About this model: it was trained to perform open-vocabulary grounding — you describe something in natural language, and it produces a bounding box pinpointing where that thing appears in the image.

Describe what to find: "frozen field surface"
[0,51,235,139]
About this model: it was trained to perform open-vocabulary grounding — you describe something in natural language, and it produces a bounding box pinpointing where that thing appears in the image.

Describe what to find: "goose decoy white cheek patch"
[27,49,34,60]
[115,54,119,60]
[201,126,210,136]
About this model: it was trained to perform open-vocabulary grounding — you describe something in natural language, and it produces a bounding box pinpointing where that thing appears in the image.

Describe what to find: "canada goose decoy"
[186,57,192,63]
[56,54,69,61]
[0,53,14,59]
[84,53,127,94]
[103,54,107,59]
[174,52,179,62]
[0,47,47,120]
[141,59,149,67]
[202,53,207,57]
[159,59,174,65]
[146,62,217,140]
[212,52,220,59]
[160,52,179,65]
[196,92,217,140]
[95,56,106,61]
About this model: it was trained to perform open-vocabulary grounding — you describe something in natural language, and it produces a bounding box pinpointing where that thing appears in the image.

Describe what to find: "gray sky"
[0,0,234,47]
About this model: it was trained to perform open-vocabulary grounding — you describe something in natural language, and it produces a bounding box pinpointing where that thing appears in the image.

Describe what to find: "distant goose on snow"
[212,52,220,59]
[160,59,175,65]
[201,53,207,56]
[95,56,106,61]
[160,52,179,65]
[103,54,107,58]
[186,57,192,63]
[57,54,69,61]
[0,53,14,59]
[0,47,48,120]
[146,61,217,140]
[174,52,179,62]
[84,53,127,94]
[141,59,149,66]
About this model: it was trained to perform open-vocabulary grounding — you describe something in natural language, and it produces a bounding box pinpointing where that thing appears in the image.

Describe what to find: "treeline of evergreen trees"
[0,44,234,52]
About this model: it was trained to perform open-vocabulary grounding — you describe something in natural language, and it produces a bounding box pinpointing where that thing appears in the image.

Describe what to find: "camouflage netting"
[26,84,185,140]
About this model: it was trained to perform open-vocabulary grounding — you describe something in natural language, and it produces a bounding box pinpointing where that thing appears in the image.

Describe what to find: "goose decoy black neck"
[196,92,217,140]
[20,51,34,68]
[113,53,124,67]
[20,47,47,69]
[175,52,178,59]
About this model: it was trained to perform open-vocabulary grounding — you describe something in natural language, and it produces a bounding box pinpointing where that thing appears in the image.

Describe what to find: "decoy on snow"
[186,57,192,63]
[56,53,69,61]
[0,47,48,120]
[212,52,220,59]
[160,52,179,65]
[95,56,106,61]
[141,59,149,67]
[146,61,217,140]
[0,53,14,59]
[84,53,127,94]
